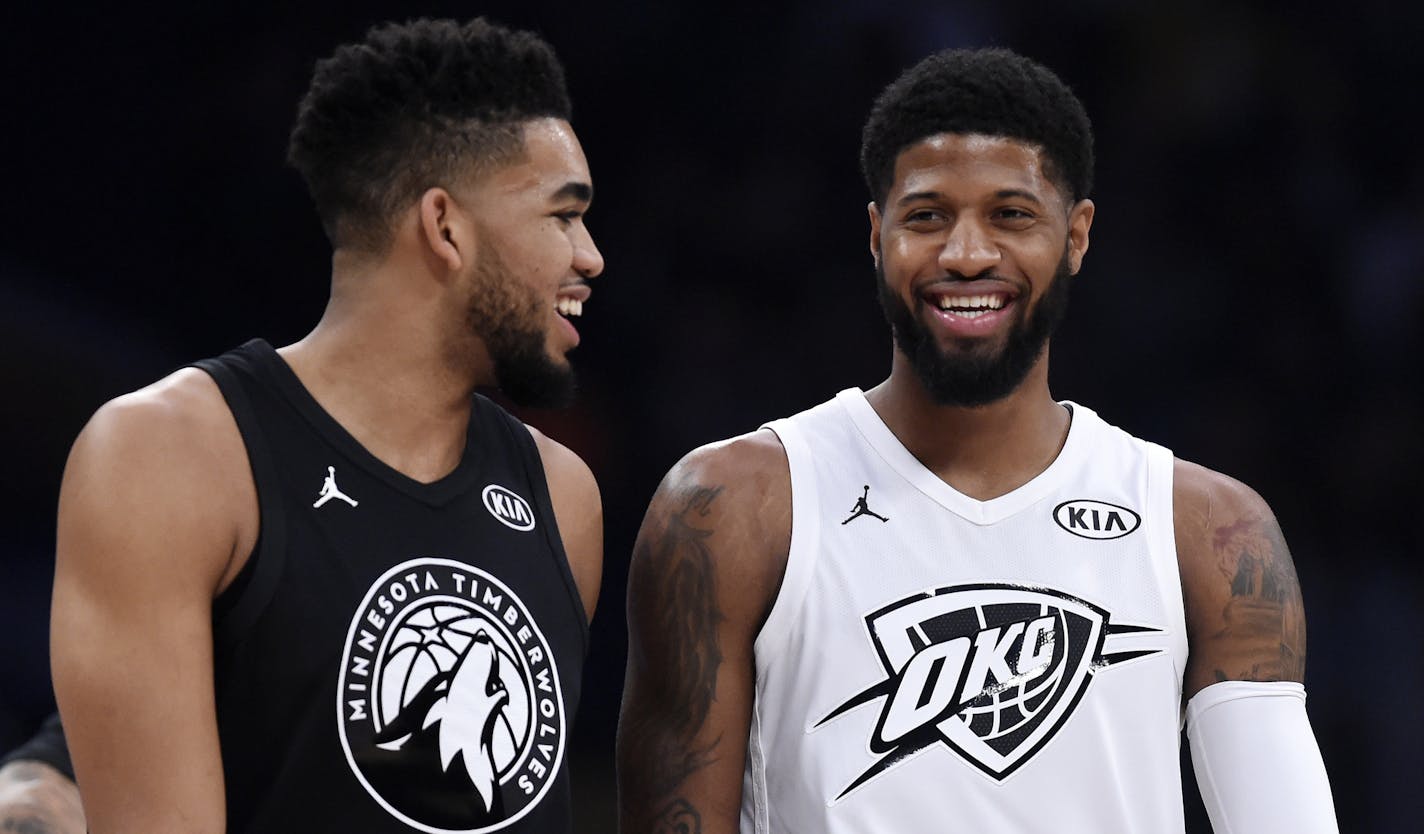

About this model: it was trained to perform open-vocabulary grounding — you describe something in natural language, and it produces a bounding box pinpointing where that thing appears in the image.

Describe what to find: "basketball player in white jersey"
[618,48,1338,833]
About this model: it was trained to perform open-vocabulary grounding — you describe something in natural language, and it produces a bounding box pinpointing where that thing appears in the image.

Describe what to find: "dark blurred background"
[2,1,1420,830]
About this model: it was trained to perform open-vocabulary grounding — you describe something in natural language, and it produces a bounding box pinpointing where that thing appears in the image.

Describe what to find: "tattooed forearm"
[621,485,727,822]
[1209,514,1306,682]
[650,798,703,834]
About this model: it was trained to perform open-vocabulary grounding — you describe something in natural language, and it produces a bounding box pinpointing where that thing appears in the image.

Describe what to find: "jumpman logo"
[314,465,359,509]
[842,485,889,525]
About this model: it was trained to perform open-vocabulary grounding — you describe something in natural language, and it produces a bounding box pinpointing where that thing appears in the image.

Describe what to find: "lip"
[557,282,591,303]
[555,308,581,348]
[553,282,590,349]
[917,280,1019,339]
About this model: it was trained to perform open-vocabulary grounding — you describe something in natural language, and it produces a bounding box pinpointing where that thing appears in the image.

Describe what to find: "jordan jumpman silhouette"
[313,465,359,508]
[842,485,889,525]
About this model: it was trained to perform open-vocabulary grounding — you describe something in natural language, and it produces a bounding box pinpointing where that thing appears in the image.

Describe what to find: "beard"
[876,253,1072,407]
[463,244,577,409]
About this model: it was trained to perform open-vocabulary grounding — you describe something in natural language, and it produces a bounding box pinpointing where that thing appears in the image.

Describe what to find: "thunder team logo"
[338,558,566,833]
[816,584,1163,799]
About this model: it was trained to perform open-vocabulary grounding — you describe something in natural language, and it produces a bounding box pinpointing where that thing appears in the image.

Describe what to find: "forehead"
[889,133,1059,204]
[482,118,591,202]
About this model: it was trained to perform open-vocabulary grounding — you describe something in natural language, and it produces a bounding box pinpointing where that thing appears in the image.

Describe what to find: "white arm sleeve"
[1186,681,1338,834]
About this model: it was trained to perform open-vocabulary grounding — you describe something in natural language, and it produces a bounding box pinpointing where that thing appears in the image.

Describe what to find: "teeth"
[936,294,1005,312]
[556,298,584,317]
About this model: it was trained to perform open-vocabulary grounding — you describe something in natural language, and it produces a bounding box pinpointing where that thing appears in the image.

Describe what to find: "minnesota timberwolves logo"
[816,584,1163,799]
[338,558,566,833]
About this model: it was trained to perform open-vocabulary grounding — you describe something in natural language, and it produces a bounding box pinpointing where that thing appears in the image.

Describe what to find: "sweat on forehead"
[860,47,1094,207]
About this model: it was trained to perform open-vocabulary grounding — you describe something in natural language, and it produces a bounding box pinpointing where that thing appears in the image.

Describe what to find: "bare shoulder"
[665,428,790,494]
[527,424,599,501]
[660,428,790,536]
[639,428,792,625]
[1173,458,1306,699]
[617,430,791,829]
[75,367,243,484]
[52,366,243,830]
[61,366,253,594]
[527,425,603,621]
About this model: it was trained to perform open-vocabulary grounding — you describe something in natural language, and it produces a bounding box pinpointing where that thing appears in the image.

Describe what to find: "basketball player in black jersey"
[46,18,603,833]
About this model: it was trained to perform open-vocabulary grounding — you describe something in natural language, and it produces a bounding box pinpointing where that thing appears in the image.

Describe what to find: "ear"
[867,201,883,267]
[418,187,471,273]
[1066,198,1095,275]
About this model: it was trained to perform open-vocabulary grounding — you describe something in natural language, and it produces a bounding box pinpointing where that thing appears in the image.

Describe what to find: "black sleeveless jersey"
[193,340,587,834]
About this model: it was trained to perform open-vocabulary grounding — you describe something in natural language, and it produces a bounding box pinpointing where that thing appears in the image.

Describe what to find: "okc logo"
[816,584,1162,799]
[338,558,565,833]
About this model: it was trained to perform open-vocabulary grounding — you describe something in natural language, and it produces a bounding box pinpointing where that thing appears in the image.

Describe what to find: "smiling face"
[457,118,603,407]
[870,133,1093,406]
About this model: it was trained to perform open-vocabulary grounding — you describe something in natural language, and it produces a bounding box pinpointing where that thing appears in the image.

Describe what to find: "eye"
[994,207,1036,227]
[903,208,946,227]
[553,210,584,226]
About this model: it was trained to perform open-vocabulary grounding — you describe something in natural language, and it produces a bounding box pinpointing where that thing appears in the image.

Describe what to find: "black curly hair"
[861,48,1093,207]
[288,18,571,251]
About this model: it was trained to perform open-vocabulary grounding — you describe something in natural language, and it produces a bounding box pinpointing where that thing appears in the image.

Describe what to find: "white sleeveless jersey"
[741,389,1188,834]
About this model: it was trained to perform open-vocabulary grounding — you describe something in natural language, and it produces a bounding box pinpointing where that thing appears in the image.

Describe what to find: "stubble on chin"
[874,254,1071,407]
[456,246,577,408]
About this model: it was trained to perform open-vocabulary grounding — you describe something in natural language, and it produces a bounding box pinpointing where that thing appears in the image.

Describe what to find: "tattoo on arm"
[651,798,703,834]
[1209,514,1306,682]
[621,485,725,831]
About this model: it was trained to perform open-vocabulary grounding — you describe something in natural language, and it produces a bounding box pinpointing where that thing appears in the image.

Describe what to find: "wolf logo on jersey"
[338,558,567,833]
[815,583,1163,799]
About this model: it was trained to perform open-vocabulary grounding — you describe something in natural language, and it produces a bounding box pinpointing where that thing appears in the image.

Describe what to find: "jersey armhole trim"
[194,356,288,647]
[495,406,591,657]
[752,419,819,668]
[1146,442,1188,724]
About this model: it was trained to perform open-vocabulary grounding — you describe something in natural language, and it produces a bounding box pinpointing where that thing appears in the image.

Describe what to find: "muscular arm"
[51,370,253,834]
[531,426,603,622]
[1175,460,1306,698]
[617,433,790,834]
[1176,460,1337,831]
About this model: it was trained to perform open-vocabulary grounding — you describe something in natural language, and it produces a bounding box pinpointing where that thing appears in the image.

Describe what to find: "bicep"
[51,405,235,833]
[1177,464,1307,700]
[617,453,786,834]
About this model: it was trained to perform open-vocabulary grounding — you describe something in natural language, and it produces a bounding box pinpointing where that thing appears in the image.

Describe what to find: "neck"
[863,349,1070,501]
[277,250,495,483]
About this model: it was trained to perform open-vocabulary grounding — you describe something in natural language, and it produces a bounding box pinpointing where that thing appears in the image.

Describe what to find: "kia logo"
[1053,499,1140,540]
[482,484,536,531]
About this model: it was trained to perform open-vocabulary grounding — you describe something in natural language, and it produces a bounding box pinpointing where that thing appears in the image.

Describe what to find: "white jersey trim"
[1145,441,1189,720]
[745,419,818,834]
[753,420,820,664]
[835,389,1094,525]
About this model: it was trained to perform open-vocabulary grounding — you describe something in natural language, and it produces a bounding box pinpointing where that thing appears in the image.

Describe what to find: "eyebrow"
[993,188,1045,206]
[896,188,1046,207]
[552,181,593,204]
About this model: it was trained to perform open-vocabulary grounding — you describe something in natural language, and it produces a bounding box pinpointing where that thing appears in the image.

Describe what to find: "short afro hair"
[287,18,572,251]
[861,48,1093,207]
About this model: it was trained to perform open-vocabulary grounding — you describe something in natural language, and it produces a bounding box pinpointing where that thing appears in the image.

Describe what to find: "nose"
[937,220,1000,278]
[573,222,604,279]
